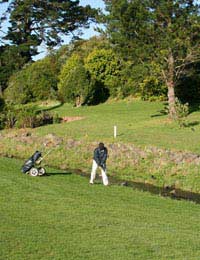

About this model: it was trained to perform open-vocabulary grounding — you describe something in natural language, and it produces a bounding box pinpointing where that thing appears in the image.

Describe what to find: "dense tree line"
[0,0,97,92]
[1,0,200,115]
[103,0,200,117]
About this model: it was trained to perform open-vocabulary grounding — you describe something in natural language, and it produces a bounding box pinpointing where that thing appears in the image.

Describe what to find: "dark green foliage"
[5,56,59,104]
[58,54,93,106]
[139,63,167,101]
[2,1,200,107]
[104,0,200,63]
[27,59,58,100]
[0,104,39,129]
[140,76,166,101]
[0,45,27,93]
[103,0,150,61]
[174,98,189,128]
[0,0,97,61]
[103,0,200,114]
[15,105,38,129]
[176,62,200,104]
[36,111,54,127]
[88,80,110,105]
[53,113,62,124]
[84,48,124,98]
[0,103,58,129]
[119,63,148,98]
[2,104,18,129]
[5,69,32,104]
[0,97,5,112]
[0,97,6,129]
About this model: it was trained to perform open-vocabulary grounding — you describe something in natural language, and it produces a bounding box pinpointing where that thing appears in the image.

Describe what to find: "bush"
[53,113,62,124]
[0,111,6,130]
[5,70,32,104]
[58,54,93,106]
[140,76,167,101]
[36,111,54,127]
[84,49,123,98]
[174,98,189,127]
[15,105,38,128]
[0,103,59,129]
[3,103,17,128]
[0,97,5,112]
[5,56,59,104]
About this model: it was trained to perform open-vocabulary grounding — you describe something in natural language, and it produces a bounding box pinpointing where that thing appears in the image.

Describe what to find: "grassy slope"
[1,157,200,260]
[35,100,200,153]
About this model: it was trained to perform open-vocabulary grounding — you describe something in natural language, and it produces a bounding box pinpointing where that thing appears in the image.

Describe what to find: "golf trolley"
[21,151,46,177]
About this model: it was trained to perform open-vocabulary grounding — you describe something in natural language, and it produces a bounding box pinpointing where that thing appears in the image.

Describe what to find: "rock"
[60,164,67,170]
[120,181,128,186]
[62,116,84,123]
[44,133,63,147]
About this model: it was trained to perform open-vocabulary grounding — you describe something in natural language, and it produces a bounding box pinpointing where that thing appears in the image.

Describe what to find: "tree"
[71,35,110,60]
[176,62,200,103]
[0,0,97,61]
[103,0,200,118]
[58,54,92,106]
[0,45,28,94]
[0,96,5,111]
[84,48,123,97]
[5,56,59,104]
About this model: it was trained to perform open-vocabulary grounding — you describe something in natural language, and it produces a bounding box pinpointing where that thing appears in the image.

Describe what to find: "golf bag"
[21,151,46,176]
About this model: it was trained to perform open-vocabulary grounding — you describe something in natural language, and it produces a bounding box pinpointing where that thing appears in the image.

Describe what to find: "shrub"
[0,103,59,129]
[84,49,123,98]
[5,70,32,104]
[58,54,92,106]
[53,113,62,124]
[0,97,5,112]
[5,56,59,104]
[0,108,6,129]
[36,111,54,126]
[2,103,17,128]
[15,105,38,128]
[174,98,189,127]
[27,58,58,100]
[140,76,167,101]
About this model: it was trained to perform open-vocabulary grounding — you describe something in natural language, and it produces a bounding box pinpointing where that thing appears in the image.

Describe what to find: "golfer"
[90,142,109,186]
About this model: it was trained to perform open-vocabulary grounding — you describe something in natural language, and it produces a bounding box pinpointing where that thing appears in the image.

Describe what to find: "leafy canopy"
[0,0,97,59]
[58,54,91,106]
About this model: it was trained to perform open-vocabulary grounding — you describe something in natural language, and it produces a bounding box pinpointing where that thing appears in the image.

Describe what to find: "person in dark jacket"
[89,142,109,186]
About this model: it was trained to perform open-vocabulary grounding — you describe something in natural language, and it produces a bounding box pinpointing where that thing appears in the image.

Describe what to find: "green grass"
[35,100,200,153]
[1,157,200,260]
[1,100,200,193]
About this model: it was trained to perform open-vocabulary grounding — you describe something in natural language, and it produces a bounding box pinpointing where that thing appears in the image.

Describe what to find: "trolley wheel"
[38,167,46,176]
[29,167,39,177]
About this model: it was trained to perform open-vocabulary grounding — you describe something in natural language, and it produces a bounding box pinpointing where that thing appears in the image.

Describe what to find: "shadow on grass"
[38,102,63,113]
[189,103,200,114]
[70,168,200,204]
[151,102,168,118]
[184,121,200,128]
[116,179,200,204]
[151,110,167,118]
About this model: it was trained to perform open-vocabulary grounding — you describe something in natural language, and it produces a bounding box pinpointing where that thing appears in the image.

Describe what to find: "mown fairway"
[1,157,200,260]
[1,100,200,194]
[35,100,200,153]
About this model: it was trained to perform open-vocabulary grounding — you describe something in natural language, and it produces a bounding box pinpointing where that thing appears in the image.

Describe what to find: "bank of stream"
[67,168,200,204]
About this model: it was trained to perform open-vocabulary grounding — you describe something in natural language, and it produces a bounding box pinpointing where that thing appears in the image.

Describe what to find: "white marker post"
[114,125,117,138]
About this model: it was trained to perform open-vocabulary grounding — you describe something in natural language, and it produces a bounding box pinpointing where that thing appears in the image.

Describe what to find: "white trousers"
[90,160,109,186]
